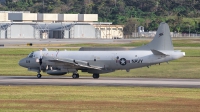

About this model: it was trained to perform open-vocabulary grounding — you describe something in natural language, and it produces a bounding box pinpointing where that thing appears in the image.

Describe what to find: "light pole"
[135,24,137,37]
[174,31,176,37]
[43,0,44,13]
[195,30,197,37]
[189,25,190,37]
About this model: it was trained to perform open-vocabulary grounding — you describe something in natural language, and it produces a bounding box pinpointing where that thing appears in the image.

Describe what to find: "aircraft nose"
[18,58,26,67]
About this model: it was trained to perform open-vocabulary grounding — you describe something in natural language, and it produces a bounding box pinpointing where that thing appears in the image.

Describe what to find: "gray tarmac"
[0,76,200,88]
[0,38,136,46]
[0,38,196,46]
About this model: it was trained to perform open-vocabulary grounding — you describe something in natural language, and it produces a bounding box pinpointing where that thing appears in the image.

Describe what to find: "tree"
[123,18,138,35]
[1,0,200,33]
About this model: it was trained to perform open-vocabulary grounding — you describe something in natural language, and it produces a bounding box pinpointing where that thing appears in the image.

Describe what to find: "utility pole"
[115,0,116,7]
[189,25,190,37]
[135,24,137,37]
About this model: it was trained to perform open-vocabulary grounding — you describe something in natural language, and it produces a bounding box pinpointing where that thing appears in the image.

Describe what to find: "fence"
[124,32,200,39]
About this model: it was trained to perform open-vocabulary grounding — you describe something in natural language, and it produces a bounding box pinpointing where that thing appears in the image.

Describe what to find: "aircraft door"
[111,53,120,69]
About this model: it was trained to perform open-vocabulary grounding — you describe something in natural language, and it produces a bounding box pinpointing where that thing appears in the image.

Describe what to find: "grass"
[63,39,200,47]
[0,86,200,112]
[0,48,78,55]
[0,39,200,112]
[0,48,200,78]
[62,39,200,47]
[173,39,200,47]
[181,49,200,57]
[13,38,200,47]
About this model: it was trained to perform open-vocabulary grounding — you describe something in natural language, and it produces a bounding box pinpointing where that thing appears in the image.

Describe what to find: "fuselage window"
[28,52,34,58]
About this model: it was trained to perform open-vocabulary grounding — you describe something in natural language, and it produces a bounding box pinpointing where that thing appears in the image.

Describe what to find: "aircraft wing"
[43,56,103,70]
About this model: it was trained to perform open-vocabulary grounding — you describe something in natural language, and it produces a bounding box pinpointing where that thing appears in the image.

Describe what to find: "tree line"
[0,0,200,34]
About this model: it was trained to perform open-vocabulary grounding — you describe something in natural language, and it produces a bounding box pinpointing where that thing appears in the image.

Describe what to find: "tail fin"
[132,22,174,50]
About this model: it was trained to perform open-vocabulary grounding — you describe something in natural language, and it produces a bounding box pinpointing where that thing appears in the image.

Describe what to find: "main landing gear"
[36,72,99,79]
[37,69,42,78]
[93,73,99,79]
[71,73,99,79]
[72,73,79,79]
[37,73,42,78]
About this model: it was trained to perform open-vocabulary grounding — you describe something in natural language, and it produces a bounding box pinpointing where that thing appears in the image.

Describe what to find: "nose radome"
[19,59,25,67]
[18,59,23,66]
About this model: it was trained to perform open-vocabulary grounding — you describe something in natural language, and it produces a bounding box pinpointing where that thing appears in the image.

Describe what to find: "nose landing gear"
[37,73,42,78]
[37,69,42,78]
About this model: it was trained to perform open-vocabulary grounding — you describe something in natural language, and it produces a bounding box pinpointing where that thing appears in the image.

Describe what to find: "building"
[0,12,123,39]
[0,0,5,4]
[93,24,123,39]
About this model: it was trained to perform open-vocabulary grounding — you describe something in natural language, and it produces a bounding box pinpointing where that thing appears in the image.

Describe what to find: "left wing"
[43,56,103,70]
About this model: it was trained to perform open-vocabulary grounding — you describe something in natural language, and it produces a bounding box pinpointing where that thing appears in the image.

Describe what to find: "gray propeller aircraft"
[19,22,185,79]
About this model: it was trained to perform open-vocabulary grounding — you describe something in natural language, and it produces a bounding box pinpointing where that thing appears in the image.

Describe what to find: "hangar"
[0,11,123,39]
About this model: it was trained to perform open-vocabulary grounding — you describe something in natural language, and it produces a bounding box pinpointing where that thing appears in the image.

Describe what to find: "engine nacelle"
[46,70,67,76]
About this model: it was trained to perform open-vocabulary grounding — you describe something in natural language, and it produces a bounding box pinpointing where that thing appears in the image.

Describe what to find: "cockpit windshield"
[28,52,34,58]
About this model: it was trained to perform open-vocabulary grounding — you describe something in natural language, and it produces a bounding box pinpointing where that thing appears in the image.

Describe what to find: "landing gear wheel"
[72,73,79,79]
[37,74,42,78]
[77,74,79,78]
[93,73,99,79]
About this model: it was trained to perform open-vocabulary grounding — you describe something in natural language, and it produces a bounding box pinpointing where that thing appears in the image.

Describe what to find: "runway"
[0,76,200,88]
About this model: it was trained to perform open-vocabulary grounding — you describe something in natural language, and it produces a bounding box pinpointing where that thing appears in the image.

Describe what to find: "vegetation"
[14,39,200,48]
[0,86,200,111]
[62,39,200,47]
[1,0,200,34]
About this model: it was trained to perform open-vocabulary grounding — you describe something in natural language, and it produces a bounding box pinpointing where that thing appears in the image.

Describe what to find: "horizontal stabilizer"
[151,50,169,56]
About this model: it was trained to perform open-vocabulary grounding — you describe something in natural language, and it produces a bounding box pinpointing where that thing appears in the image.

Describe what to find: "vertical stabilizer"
[132,22,174,50]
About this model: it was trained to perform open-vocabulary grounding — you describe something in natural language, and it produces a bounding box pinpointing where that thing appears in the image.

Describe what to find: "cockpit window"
[28,52,34,58]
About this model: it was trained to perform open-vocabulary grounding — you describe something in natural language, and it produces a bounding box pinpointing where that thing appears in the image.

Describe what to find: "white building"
[0,12,123,39]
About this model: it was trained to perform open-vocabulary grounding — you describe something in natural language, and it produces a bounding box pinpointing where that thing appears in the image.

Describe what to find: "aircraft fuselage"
[19,50,185,73]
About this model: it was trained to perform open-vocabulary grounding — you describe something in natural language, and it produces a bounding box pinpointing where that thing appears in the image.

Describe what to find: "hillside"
[0,0,200,34]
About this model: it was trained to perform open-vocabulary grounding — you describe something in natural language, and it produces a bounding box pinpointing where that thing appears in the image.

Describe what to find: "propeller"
[39,49,43,72]
[38,48,53,71]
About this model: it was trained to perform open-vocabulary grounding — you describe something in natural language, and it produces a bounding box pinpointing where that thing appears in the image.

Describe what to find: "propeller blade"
[40,49,43,59]
[39,49,43,72]
[39,58,42,65]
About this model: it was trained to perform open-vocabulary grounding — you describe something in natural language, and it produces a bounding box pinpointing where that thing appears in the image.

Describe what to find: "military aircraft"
[19,22,185,79]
